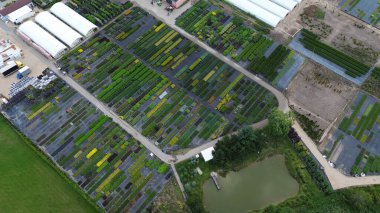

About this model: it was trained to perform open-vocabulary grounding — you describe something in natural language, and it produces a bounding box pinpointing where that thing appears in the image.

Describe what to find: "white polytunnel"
[18,21,67,58]
[227,0,302,27]
[35,11,83,48]
[248,0,289,18]
[226,0,282,27]
[50,2,98,37]
[269,0,298,11]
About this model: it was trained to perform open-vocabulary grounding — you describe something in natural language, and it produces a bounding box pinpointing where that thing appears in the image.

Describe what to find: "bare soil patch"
[278,1,380,66]
[286,61,358,129]
[148,178,189,213]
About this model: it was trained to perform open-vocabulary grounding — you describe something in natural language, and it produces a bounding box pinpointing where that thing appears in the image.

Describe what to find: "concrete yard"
[0,21,48,99]
[129,0,192,26]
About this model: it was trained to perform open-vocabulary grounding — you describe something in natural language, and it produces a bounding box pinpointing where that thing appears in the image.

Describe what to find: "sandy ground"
[286,61,358,129]
[277,0,380,65]
[0,22,47,99]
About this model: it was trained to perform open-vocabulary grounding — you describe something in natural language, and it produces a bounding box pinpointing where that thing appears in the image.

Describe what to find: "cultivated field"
[59,7,278,150]
[325,92,380,175]
[285,3,380,67]
[340,0,380,27]
[3,78,169,212]
[0,116,95,213]
[175,0,303,88]
[68,0,133,26]
[362,67,380,99]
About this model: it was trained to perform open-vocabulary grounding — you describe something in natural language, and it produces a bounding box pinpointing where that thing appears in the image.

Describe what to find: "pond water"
[203,155,299,213]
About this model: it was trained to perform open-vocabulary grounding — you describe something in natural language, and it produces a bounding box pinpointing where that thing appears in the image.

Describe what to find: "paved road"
[293,121,380,190]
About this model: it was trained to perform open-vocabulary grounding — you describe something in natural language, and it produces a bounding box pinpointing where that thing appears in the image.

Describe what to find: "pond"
[203,155,299,213]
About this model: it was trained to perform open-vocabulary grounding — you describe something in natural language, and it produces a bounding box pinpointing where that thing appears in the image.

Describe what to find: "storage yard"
[0,29,47,99]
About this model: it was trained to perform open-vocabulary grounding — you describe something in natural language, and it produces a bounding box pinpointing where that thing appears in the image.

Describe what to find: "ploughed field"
[59,7,278,150]
[3,79,170,212]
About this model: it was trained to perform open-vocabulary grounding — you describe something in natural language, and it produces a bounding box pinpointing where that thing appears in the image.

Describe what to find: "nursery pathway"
[51,68,176,164]
[132,0,290,113]
[7,2,380,192]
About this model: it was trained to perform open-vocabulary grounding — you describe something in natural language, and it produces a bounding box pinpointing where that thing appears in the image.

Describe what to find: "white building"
[50,2,98,37]
[226,0,302,27]
[18,21,67,58]
[35,12,83,48]
[6,5,34,24]
[201,147,215,162]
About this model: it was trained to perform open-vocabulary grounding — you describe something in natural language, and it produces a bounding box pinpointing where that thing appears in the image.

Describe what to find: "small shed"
[201,147,215,162]
[0,0,32,17]
[7,5,34,24]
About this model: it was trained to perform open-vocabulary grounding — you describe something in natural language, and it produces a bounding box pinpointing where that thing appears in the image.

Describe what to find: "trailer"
[0,61,19,77]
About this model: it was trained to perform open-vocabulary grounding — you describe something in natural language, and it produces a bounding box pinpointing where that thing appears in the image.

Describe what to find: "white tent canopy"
[35,12,83,48]
[50,2,98,37]
[226,0,282,27]
[18,21,67,58]
[201,147,215,162]
[7,5,34,23]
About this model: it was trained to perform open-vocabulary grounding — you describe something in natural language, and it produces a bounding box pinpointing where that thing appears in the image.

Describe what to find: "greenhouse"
[226,0,302,27]
[18,21,67,58]
[50,2,98,37]
[35,12,83,48]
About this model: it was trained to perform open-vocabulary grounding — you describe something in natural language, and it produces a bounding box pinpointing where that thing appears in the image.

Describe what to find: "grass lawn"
[0,116,96,213]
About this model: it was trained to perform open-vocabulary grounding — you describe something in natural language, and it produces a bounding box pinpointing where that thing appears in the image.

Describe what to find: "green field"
[0,116,96,213]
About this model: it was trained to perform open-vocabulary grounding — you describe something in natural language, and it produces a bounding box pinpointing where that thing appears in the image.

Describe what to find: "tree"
[342,189,374,211]
[268,109,294,137]
[232,16,243,26]
[212,127,260,167]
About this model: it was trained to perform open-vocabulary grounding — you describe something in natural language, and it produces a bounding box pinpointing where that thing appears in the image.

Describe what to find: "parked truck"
[17,66,31,79]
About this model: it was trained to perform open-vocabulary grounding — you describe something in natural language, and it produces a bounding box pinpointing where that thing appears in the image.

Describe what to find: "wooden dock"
[211,172,221,190]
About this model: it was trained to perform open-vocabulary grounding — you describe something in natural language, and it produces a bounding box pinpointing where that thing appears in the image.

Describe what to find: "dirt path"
[294,121,380,190]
